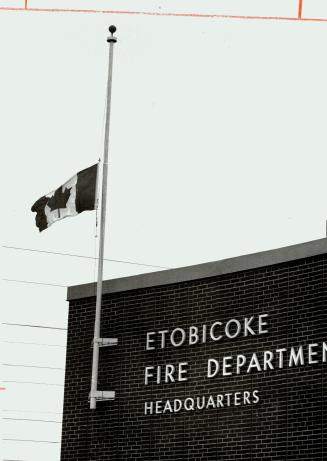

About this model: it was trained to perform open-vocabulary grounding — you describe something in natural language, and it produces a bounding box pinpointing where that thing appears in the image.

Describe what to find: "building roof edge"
[67,238,327,301]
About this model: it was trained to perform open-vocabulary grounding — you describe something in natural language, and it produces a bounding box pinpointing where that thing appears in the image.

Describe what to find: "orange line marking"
[0,5,326,22]
[298,0,303,19]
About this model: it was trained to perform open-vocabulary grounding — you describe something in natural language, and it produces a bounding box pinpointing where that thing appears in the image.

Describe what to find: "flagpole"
[90,25,117,410]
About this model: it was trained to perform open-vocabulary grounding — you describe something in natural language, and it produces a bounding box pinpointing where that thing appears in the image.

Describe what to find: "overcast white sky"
[1,1,327,459]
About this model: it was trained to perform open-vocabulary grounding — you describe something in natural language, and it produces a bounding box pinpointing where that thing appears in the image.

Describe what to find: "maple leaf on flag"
[48,187,72,212]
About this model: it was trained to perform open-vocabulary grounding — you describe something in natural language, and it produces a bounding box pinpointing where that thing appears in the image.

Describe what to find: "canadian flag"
[31,163,98,232]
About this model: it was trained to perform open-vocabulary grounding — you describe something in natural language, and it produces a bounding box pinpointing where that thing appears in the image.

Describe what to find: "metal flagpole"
[90,25,118,410]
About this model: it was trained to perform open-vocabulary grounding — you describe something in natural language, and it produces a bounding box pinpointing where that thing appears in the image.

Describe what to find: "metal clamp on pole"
[89,390,115,401]
[93,337,118,347]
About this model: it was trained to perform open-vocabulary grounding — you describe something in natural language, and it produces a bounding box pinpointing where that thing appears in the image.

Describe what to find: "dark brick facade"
[61,247,327,460]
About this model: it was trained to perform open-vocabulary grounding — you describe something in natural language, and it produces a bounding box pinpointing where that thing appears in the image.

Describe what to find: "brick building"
[61,239,327,460]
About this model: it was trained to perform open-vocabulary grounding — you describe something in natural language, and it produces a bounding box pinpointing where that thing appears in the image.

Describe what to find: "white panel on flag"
[302,0,327,19]
[28,0,298,17]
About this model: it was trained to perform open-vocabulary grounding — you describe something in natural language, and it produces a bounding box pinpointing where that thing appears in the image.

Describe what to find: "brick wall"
[61,254,326,460]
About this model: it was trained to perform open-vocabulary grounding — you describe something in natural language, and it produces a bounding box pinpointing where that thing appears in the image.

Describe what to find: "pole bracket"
[93,337,118,347]
[89,390,115,401]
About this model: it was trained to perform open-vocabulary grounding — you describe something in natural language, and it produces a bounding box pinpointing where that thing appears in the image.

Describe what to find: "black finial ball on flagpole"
[107,25,117,43]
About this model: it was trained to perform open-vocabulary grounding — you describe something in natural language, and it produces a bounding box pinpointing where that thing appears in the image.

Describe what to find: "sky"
[1,1,327,460]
